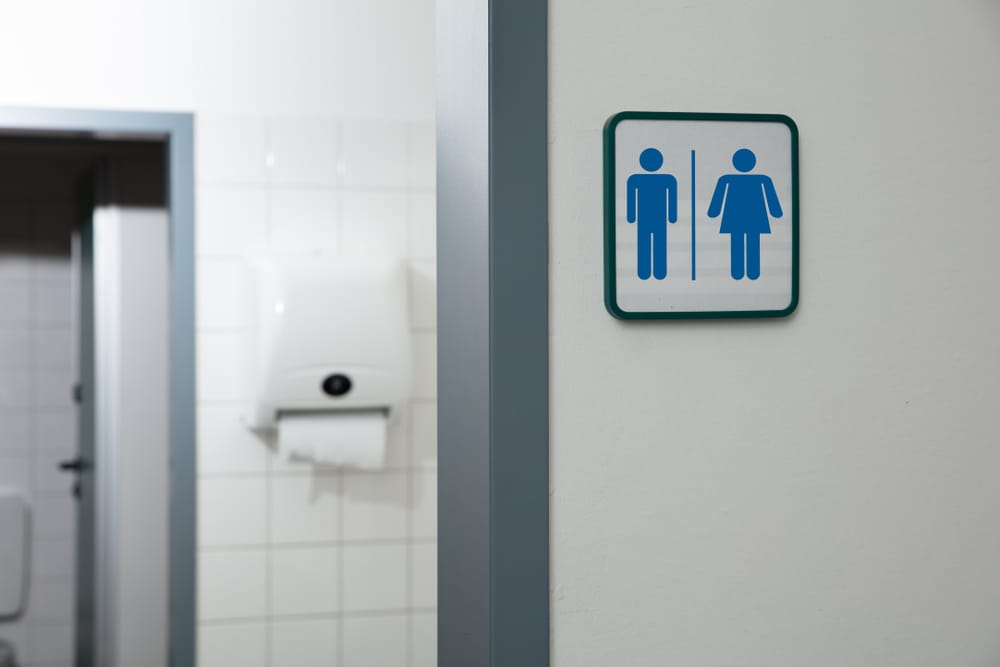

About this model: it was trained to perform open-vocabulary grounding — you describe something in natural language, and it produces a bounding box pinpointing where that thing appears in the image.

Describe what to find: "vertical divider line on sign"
[691,149,696,281]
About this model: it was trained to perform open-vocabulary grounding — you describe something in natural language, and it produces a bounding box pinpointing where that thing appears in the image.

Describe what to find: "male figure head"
[639,147,664,172]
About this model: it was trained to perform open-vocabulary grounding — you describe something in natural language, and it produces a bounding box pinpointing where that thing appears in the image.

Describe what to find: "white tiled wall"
[0,199,78,667]
[195,115,437,667]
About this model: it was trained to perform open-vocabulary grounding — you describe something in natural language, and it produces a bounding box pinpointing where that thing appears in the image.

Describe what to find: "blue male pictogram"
[626,148,677,280]
[707,148,783,280]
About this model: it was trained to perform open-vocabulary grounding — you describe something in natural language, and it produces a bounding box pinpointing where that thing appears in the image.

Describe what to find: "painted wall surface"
[0,0,434,120]
[550,2,1000,665]
[0,2,437,666]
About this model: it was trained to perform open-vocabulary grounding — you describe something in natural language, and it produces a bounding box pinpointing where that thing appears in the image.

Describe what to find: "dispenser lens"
[321,374,352,397]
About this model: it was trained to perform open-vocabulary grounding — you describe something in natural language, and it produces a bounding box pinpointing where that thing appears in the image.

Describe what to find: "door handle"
[58,458,88,473]
[58,459,88,499]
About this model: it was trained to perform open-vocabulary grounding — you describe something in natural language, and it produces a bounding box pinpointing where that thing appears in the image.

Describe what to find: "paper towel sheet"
[278,411,387,470]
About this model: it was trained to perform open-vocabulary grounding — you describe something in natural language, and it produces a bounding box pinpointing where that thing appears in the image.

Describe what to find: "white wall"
[550,2,1000,665]
[0,0,433,119]
[0,2,436,666]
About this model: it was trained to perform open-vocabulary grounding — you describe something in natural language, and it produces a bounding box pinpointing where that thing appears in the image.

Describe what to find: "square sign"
[604,112,799,319]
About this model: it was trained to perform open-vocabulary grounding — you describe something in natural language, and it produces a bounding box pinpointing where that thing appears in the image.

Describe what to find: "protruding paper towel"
[277,411,387,470]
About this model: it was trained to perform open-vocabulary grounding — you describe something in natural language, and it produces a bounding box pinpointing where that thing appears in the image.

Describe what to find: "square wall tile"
[271,117,340,186]
[0,285,30,324]
[342,544,407,612]
[199,622,267,667]
[33,444,78,496]
[196,115,271,185]
[32,495,75,539]
[33,409,73,451]
[32,327,74,368]
[342,614,406,667]
[340,119,408,188]
[341,472,408,541]
[197,332,249,402]
[412,612,438,667]
[31,283,72,324]
[269,474,339,544]
[269,188,338,255]
[26,620,73,663]
[409,261,436,330]
[270,546,339,616]
[340,191,407,258]
[0,412,29,453]
[31,539,74,578]
[0,368,31,409]
[411,471,437,539]
[30,254,72,288]
[198,550,268,621]
[26,576,74,621]
[410,402,437,468]
[407,121,436,189]
[198,478,267,547]
[0,453,30,492]
[195,185,269,257]
[411,542,437,608]
[197,404,269,476]
[0,254,30,285]
[0,329,30,367]
[377,407,409,471]
[411,332,437,400]
[407,192,435,260]
[32,367,74,409]
[270,617,339,667]
[196,258,250,331]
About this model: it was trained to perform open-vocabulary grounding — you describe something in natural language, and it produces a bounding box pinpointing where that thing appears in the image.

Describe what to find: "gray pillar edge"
[0,107,197,667]
[437,0,550,664]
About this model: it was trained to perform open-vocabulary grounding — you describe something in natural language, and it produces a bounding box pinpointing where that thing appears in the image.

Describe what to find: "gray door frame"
[0,107,196,667]
[437,0,550,664]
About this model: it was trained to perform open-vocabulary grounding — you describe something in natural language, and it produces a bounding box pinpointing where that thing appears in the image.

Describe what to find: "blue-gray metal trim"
[436,0,550,662]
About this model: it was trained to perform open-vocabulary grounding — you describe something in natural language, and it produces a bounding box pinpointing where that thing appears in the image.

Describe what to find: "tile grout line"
[25,201,39,666]
[405,263,416,667]
[197,466,436,480]
[336,117,346,667]
[198,536,438,552]
[196,179,434,194]
[263,114,275,667]
[200,606,438,626]
[264,456,274,667]
[337,466,345,667]
[335,119,345,258]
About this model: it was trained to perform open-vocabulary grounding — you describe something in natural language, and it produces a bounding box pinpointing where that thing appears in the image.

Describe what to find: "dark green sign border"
[603,111,800,320]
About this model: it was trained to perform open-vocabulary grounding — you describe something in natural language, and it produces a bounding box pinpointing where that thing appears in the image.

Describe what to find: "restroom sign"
[604,112,799,319]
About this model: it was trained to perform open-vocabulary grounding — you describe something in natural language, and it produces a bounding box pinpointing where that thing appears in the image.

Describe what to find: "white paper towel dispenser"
[245,256,411,435]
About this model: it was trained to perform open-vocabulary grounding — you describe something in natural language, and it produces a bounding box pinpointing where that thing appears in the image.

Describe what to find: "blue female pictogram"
[626,148,677,280]
[707,148,783,280]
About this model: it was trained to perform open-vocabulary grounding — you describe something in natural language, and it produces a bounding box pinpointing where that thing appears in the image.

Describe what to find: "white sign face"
[604,112,799,319]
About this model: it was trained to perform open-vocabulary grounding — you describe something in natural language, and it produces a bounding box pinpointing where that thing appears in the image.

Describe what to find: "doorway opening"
[0,111,195,667]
